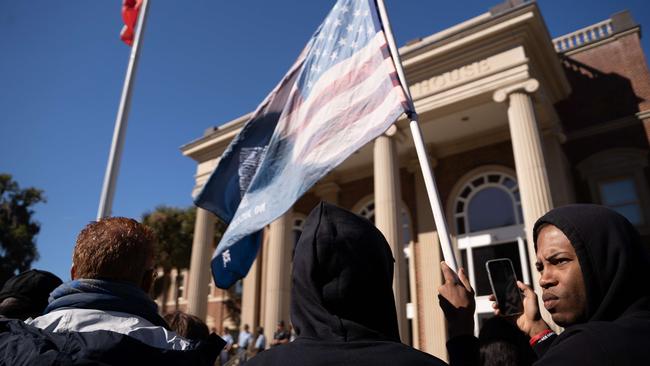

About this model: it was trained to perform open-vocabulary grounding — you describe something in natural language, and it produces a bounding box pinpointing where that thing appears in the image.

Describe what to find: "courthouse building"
[173,0,650,360]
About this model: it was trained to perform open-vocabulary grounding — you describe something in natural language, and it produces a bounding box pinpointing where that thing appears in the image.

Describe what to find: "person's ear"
[70,264,76,280]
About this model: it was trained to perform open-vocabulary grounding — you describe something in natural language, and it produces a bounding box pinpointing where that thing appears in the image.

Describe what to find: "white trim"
[446,166,519,231]
[457,225,525,249]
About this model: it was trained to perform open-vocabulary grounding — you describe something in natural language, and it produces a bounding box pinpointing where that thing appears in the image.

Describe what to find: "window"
[233,279,243,297]
[358,202,375,223]
[598,177,642,225]
[454,172,522,235]
[578,148,649,231]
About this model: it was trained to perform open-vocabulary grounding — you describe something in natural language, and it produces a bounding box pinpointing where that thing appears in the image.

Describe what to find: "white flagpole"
[375,0,458,271]
[97,0,150,220]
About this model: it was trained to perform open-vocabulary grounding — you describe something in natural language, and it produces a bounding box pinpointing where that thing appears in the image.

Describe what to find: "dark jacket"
[248,202,445,366]
[0,318,223,366]
[531,205,650,365]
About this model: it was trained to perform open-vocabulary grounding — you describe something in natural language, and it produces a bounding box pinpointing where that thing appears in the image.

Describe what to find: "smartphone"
[485,258,523,316]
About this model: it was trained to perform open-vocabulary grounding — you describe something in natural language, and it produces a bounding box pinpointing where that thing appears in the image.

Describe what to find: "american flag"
[195,0,411,289]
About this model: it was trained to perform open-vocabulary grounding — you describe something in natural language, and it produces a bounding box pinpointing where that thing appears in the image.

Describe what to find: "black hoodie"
[248,202,446,366]
[530,204,650,365]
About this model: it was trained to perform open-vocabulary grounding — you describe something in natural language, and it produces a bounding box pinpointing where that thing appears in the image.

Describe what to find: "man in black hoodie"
[522,204,650,364]
[443,204,650,365]
[248,202,446,366]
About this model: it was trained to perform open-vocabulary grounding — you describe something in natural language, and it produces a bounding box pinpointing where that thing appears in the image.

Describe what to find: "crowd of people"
[219,320,295,365]
[0,202,647,365]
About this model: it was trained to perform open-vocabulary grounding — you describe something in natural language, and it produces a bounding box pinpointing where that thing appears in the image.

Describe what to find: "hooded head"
[533,204,650,324]
[290,202,400,342]
[0,269,62,320]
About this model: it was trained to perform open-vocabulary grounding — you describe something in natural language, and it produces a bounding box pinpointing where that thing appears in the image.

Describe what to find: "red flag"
[120,0,143,46]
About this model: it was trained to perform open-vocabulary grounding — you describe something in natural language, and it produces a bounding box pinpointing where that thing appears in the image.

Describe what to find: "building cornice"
[399,2,570,106]
[180,113,251,163]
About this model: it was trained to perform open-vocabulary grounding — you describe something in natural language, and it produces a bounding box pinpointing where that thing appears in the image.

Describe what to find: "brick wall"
[556,29,650,245]
[556,31,650,140]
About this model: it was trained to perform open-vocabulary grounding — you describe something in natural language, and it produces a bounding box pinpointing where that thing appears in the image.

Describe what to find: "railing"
[553,19,613,52]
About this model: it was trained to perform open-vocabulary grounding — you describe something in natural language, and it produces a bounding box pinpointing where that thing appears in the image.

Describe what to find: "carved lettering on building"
[410,59,491,97]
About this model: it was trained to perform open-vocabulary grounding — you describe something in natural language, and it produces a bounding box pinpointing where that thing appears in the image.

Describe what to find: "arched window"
[358,201,375,223]
[451,170,530,333]
[454,173,522,235]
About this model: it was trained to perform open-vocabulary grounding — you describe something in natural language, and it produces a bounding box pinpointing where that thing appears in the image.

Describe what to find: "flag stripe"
[292,69,403,159]
[284,33,389,136]
[299,83,405,166]
[290,56,404,155]
[295,77,404,160]
[198,0,413,288]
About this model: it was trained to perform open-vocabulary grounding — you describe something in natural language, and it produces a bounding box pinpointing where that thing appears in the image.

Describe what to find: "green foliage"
[142,206,196,271]
[142,205,228,311]
[0,174,45,285]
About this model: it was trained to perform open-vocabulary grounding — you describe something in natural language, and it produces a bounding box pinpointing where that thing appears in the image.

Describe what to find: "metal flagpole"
[375,0,458,271]
[97,0,150,220]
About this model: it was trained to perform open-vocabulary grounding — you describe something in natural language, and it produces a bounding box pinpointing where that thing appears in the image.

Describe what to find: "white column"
[259,227,271,331]
[494,79,557,328]
[412,159,448,360]
[186,208,216,320]
[263,210,293,343]
[374,126,409,343]
[241,241,262,329]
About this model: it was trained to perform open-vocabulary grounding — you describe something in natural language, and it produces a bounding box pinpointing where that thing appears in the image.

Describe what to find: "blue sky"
[1,0,648,281]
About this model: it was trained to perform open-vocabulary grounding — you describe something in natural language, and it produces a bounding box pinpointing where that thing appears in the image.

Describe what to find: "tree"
[142,206,195,313]
[0,174,45,286]
[143,205,230,315]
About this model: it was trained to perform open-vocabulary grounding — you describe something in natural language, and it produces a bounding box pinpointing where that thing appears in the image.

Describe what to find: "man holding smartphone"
[439,205,650,365]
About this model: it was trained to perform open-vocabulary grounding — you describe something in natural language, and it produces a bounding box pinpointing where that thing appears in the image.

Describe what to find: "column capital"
[493,79,540,103]
[384,124,398,137]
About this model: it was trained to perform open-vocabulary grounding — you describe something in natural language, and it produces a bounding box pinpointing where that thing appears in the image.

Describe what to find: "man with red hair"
[0,217,223,365]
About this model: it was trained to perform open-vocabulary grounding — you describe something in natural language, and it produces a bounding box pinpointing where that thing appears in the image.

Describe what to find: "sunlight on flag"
[195,0,412,289]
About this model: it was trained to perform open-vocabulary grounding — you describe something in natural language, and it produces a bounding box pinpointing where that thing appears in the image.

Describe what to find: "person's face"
[535,225,587,327]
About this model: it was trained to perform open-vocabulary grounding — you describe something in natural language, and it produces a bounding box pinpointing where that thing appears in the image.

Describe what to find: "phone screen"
[486,258,523,316]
